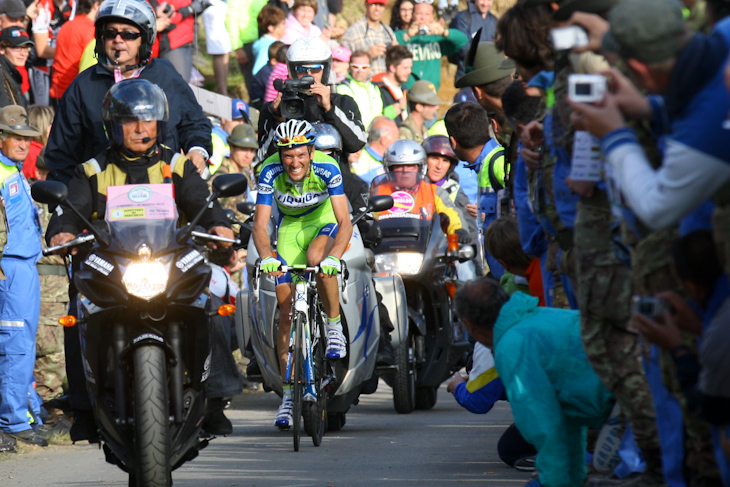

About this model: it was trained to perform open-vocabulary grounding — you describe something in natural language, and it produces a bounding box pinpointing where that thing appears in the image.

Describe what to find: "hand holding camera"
[429,22,445,36]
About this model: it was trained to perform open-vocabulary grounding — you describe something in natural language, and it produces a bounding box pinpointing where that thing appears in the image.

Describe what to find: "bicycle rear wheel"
[304,304,327,446]
[293,312,304,452]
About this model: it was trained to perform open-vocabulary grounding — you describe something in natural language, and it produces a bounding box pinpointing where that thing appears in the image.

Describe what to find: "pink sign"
[389,191,415,214]
[106,184,177,221]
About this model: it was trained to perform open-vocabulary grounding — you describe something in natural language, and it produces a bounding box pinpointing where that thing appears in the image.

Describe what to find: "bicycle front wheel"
[293,311,304,452]
[304,304,327,446]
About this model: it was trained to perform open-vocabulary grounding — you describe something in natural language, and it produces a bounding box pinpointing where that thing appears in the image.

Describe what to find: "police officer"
[0,105,47,447]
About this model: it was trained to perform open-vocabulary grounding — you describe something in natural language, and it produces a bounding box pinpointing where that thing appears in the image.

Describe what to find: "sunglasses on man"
[294,64,324,75]
[102,29,143,41]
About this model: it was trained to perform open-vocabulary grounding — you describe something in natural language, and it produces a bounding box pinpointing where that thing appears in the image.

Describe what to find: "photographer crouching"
[257,36,367,162]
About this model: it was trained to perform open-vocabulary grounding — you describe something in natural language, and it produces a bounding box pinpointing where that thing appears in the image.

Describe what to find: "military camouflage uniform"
[552,50,663,469]
[209,157,255,289]
[398,116,429,144]
[34,203,69,402]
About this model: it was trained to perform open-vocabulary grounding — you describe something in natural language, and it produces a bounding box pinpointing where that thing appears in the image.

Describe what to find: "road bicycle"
[252,263,346,451]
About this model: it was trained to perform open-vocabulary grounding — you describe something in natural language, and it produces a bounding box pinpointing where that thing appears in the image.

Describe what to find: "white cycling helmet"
[383,139,427,175]
[274,119,316,148]
[287,37,333,86]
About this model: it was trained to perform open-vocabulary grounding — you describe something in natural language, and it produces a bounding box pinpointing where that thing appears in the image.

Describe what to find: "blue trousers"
[0,258,41,433]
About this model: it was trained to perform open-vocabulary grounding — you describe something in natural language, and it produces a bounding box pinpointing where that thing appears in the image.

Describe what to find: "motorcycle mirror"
[212,173,248,198]
[367,195,393,213]
[31,181,111,247]
[223,209,239,225]
[31,181,68,205]
[237,201,256,216]
[458,245,475,262]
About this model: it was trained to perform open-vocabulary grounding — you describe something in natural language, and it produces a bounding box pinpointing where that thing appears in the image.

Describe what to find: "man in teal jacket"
[454,277,615,487]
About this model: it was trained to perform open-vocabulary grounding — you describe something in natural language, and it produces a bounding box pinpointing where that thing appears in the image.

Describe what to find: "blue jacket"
[493,293,614,487]
[453,342,507,414]
[449,2,497,80]
[45,59,213,185]
[0,154,41,262]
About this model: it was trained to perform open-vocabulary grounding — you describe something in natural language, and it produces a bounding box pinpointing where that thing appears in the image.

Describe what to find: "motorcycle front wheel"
[392,332,416,414]
[132,345,171,487]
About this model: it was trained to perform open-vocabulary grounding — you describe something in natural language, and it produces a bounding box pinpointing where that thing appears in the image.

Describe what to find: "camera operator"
[257,36,367,162]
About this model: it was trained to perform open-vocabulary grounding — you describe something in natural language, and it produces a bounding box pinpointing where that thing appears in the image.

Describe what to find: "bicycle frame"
[284,267,319,402]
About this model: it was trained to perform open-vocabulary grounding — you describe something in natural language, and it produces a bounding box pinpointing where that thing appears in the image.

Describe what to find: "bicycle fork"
[284,279,317,402]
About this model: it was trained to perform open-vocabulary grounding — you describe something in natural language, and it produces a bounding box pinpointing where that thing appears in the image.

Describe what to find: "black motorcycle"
[370,174,474,414]
[32,174,247,487]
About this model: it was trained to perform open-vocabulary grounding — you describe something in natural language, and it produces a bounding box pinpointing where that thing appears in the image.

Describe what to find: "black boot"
[0,432,17,453]
[202,398,233,436]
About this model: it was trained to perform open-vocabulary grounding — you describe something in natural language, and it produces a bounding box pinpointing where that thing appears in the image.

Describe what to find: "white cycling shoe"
[326,328,347,359]
[274,397,293,430]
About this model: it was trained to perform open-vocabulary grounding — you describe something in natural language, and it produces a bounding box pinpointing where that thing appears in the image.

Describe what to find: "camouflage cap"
[601,0,685,64]
[455,41,515,88]
[227,123,258,149]
[408,80,443,106]
[0,105,41,137]
[553,0,619,21]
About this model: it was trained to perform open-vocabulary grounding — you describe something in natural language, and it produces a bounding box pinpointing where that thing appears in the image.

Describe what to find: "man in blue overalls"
[0,105,45,447]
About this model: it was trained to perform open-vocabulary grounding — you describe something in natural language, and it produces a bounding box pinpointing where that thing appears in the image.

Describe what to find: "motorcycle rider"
[423,135,478,279]
[257,36,367,161]
[371,139,470,242]
[44,80,236,436]
[252,119,353,429]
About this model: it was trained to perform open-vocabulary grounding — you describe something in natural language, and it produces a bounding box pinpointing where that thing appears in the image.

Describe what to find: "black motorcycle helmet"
[94,0,157,66]
[102,79,169,151]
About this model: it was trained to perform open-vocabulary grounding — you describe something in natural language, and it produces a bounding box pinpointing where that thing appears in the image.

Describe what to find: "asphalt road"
[0,381,530,486]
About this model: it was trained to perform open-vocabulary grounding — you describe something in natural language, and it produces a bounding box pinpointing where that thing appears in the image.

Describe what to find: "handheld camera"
[274,75,315,120]
[631,296,669,320]
[568,74,607,104]
[550,26,589,51]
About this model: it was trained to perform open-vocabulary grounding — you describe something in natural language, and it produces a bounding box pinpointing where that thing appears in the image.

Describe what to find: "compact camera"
[550,26,589,51]
[568,74,607,104]
[161,2,173,15]
[631,296,669,320]
[274,75,315,120]
[417,25,430,36]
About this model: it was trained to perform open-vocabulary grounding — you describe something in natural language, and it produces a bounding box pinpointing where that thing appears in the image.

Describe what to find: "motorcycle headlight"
[374,252,424,275]
[122,260,169,300]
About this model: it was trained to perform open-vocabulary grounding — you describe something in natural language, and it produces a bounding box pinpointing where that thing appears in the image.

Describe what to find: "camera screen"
[575,83,593,96]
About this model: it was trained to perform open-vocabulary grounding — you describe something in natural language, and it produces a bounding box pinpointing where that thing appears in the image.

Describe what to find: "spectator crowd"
[1,2,730,487]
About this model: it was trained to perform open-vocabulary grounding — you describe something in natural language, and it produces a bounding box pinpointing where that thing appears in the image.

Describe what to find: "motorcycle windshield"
[370,173,434,253]
[105,184,179,253]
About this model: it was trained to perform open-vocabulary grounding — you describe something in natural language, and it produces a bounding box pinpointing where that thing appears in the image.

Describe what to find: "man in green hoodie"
[454,277,615,487]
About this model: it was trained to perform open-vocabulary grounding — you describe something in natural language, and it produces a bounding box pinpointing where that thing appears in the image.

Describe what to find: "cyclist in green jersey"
[252,119,353,429]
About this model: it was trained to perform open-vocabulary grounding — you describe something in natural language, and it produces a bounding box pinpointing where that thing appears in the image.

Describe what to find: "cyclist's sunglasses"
[102,29,143,41]
[295,64,324,75]
[278,135,312,146]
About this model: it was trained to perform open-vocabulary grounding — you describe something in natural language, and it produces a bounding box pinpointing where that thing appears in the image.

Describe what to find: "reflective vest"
[0,155,41,261]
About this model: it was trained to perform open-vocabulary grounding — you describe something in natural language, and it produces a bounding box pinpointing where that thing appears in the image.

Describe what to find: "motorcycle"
[235,195,408,430]
[31,174,247,487]
[369,173,474,414]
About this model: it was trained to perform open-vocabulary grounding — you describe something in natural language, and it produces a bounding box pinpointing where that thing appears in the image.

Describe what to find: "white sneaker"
[326,327,347,359]
[274,397,293,429]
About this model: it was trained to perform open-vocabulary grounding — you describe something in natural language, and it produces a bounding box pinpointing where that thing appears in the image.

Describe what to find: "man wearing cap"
[340,0,398,75]
[395,1,468,92]
[0,0,29,29]
[213,123,259,209]
[399,80,441,144]
[353,116,398,184]
[0,105,47,448]
[209,98,250,175]
[0,26,33,108]
[449,0,498,82]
